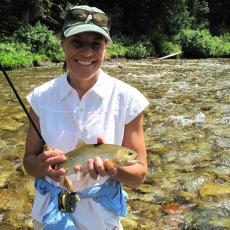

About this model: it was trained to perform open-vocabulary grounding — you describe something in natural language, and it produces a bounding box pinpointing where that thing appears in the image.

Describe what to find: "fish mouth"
[126,159,139,165]
[117,159,139,166]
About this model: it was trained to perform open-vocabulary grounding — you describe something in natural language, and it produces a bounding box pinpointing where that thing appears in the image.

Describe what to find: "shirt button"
[94,196,100,201]
[79,108,84,112]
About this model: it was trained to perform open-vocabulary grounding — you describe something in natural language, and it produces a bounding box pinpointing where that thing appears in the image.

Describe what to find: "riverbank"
[0,23,229,70]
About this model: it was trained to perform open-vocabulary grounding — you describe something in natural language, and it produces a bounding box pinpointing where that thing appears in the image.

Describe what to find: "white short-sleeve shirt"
[27,69,149,230]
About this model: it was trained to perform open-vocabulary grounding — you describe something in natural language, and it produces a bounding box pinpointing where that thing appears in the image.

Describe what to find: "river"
[0,58,229,229]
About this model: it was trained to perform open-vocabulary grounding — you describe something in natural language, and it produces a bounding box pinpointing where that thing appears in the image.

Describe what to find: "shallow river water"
[0,58,229,229]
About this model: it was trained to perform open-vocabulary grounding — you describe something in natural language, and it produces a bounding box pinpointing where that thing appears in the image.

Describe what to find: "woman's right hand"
[36,149,67,181]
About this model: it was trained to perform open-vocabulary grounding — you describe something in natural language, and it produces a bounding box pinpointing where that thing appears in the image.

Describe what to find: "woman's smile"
[77,60,94,66]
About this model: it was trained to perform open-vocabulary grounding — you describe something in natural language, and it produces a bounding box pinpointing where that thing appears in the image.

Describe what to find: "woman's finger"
[37,149,64,161]
[87,159,99,180]
[47,167,66,181]
[94,157,106,177]
[45,155,66,166]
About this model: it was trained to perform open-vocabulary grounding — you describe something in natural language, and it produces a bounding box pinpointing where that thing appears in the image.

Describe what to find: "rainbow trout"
[56,142,139,176]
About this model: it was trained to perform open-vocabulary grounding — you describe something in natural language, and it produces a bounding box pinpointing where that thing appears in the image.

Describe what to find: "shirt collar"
[60,69,114,100]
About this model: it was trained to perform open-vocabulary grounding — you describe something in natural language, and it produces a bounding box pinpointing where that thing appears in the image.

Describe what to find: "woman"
[23,5,149,230]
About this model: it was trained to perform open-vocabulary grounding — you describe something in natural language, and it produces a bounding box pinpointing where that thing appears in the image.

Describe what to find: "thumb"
[97,137,105,144]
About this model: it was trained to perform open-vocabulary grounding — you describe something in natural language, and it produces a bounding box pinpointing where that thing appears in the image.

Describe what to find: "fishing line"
[0,63,46,146]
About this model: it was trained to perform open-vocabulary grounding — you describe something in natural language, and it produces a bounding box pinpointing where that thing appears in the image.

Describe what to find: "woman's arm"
[23,107,66,181]
[87,112,148,187]
[116,112,148,187]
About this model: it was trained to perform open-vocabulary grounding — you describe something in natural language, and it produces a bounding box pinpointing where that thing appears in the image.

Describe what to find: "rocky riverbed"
[0,58,229,229]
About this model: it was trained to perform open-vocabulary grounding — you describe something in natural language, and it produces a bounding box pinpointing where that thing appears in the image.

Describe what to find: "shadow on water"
[0,59,229,229]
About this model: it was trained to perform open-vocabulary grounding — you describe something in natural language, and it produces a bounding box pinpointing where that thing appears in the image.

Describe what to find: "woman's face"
[62,32,107,81]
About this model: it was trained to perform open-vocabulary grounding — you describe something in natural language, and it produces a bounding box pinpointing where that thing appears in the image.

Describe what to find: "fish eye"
[128,151,133,156]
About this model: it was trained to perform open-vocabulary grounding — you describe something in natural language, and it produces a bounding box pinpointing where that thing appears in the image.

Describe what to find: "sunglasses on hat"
[65,9,111,31]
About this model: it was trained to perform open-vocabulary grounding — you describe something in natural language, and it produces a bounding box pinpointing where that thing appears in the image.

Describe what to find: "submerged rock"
[162,203,187,215]
[199,183,230,197]
[0,139,10,152]
[183,207,230,230]
[0,172,9,189]
[210,218,230,229]
[147,144,171,155]
[176,191,197,204]
[121,215,138,229]
[0,119,24,131]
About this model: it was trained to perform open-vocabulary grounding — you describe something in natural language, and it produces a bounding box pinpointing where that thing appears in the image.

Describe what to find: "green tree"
[161,0,192,35]
[207,0,230,34]
[187,0,209,29]
[0,0,229,41]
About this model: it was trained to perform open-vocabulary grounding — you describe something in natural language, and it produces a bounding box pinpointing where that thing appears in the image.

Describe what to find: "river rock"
[0,172,9,189]
[199,183,230,197]
[209,218,230,229]
[0,119,24,131]
[162,203,187,215]
[120,215,138,229]
[0,139,10,153]
[176,191,197,204]
[147,144,171,155]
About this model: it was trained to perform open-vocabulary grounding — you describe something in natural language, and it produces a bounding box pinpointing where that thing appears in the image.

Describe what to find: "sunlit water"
[0,59,229,229]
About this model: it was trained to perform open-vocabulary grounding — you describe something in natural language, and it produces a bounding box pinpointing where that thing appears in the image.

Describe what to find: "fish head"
[115,148,138,166]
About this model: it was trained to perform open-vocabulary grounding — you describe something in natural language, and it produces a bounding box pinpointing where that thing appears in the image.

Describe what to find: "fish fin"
[60,175,65,187]
[65,176,73,191]
[76,166,88,181]
[76,172,88,181]
[75,139,87,149]
[60,175,73,192]
[76,172,83,181]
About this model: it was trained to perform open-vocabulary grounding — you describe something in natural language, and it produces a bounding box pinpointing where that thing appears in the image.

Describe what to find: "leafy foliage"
[162,0,192,35]
[0,42,33,69]
[107,43,128,58]
[0,0,229,69]
[13,22,64,61]
[187,0,209,29]
[1,0,229,38]
[126,42,151,59]
[160,41,181,56]
[178,29,230,58]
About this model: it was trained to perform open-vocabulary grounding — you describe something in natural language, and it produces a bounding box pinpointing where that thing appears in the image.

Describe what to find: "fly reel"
[58,191,80,213]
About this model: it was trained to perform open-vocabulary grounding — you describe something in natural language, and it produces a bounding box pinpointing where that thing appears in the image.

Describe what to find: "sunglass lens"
[68,10,88,23]
[66,9,110,29]
[93,13,110,28]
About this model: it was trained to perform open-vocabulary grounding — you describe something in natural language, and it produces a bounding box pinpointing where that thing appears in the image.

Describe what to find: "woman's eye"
[72,40,84,48]
[70,39,103,49]
[91,42,101,48]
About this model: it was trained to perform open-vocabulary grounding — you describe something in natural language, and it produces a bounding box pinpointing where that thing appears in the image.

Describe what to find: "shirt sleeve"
[26,89,40,117]
[125,87,149,124]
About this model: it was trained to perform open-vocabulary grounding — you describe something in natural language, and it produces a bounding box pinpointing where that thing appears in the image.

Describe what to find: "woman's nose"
[82,43,93,56]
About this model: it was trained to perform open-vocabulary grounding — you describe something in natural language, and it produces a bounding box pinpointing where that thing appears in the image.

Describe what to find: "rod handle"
[44,144,52,151]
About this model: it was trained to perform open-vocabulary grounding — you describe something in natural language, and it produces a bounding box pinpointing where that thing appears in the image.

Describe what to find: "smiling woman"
[62,33,107,98]
[23,4,149,230]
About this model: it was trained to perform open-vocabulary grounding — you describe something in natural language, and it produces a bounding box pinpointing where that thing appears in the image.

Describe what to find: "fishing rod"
[0,64,79,212]
[0,63,47,147]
